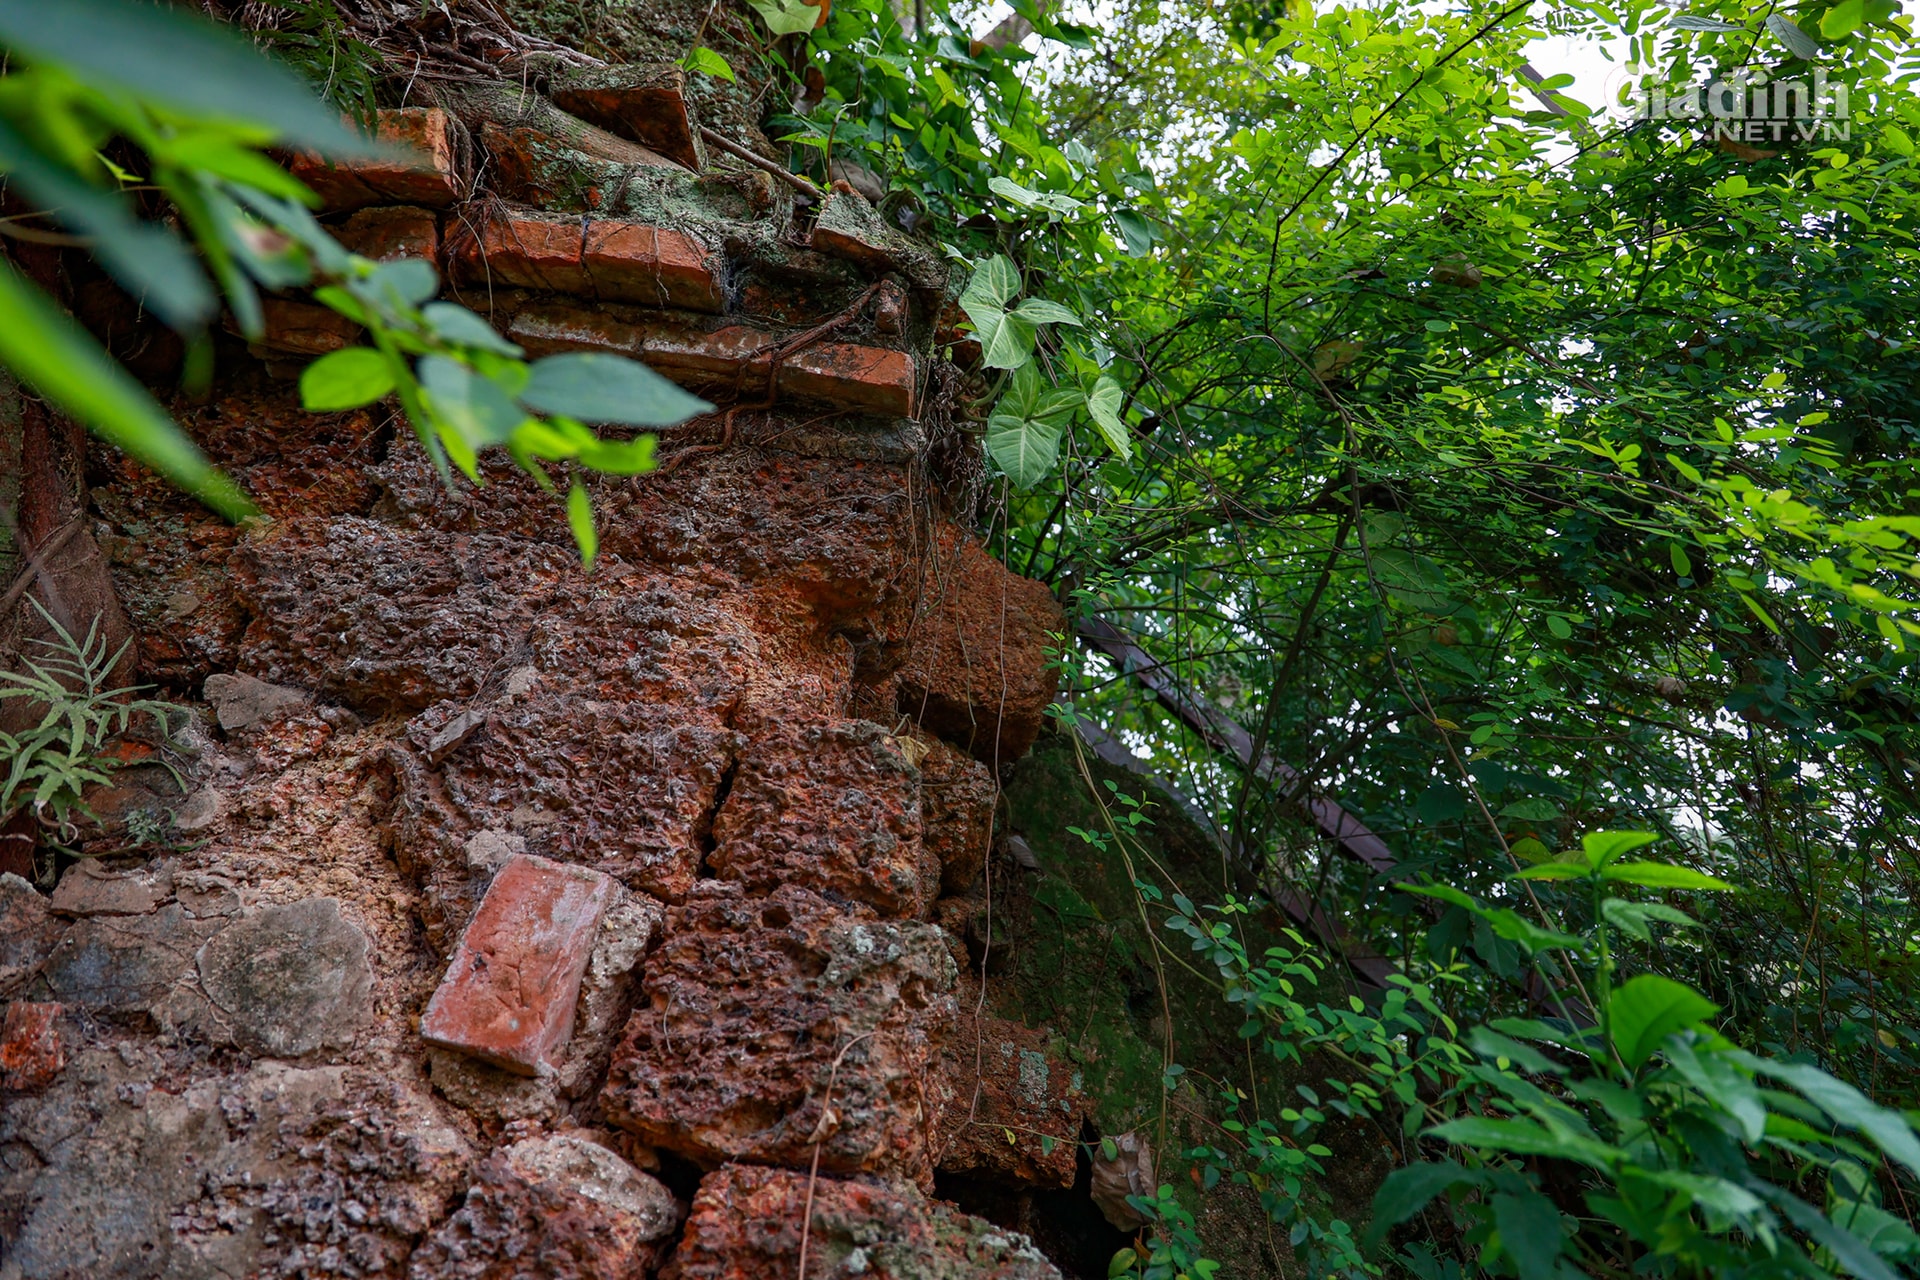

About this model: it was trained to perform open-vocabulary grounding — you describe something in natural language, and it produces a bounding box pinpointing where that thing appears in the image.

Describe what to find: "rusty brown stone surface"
[420,854,615,1075]
[669,1164,1061,1279]
[603,883,956,1179]
[0,1001,65,1092]
[9,25,1097,1277]
[707,717,936,918]
[898,532,1066,764]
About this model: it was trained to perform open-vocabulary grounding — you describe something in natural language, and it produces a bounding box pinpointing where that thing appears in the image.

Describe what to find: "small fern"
[0,599,188,851]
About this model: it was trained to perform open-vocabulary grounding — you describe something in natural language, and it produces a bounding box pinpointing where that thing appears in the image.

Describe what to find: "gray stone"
[426,1046,563,1123]
[560,888,661,1098]
[462,828,526,875]
[195,898,373,1057]
[0,872,64,997]
[201,672,309,732]
[170,788,226,834]
[37,906,222,1016]
[501,1133,681,1243]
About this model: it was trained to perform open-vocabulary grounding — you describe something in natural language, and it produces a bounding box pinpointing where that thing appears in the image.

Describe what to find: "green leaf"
[1500,797,1561,821]
[299,347,395,411]
[1884,125,1916,156]
[962,255,1022,312]
[567,481,598,568]
[1820,0,1865,40]
[1669,543,1693,577]
[976,309,1038,370]
[520,353,713,426]
[987,410,1063,488]
[1579,830,1659,870]
[1086,375,1131,459]
[684,46,737,82]
[1769,13,1823,57]
[422,302,524,356]
[1600,897,1699,944]
[1515,863,1589,881]
[1670,14,1746,31]
[1758,1184,1900,1280]
[1428,1117,1621,1166]
[0,0,367,152]
[1468,1025,1566,1075]
[0,258,254,520]
[1011,297,1084,327]
[1733,1053,1920,1179]
[1366,1161,1483,1248]
[1608,974,1719,1069]
[1491,1191,1565,1280]
[746,0,820,35]
[359,259,439,310]
[1666,1039,1766,1144]
[1600,862,1735,891]
[1112,207,1155,257]
[419,355,528,449]
[1545,614,1573,639]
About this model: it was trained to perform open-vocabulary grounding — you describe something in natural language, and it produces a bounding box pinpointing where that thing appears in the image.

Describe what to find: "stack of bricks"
[273,95,929,419]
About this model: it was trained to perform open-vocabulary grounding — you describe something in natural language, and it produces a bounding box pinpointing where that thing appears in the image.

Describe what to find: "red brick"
[420,853,617,1076]
[0,1001,65,1092]
[336,205,440,263]
[551,65,706,172]
[236,299,361,357]
[507,303,645,358]
[778,343,915,416]
[289,107,462,211]
[449,213,723,312]
[585,221,724,311]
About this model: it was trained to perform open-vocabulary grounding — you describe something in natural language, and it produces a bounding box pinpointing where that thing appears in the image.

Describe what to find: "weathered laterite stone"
[421,853,616,1075]
[551,63,707,172]
[289,107,463,210]
[603,882,956,1178]
[448,212,724,312]
[671,1164,1062,1280]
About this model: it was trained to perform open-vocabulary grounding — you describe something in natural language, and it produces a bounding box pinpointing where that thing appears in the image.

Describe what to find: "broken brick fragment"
[551,64,707,172]
[447,211,724,312]
[0,1001,64,1092]
[335,205,440,263]
[420,853,616,1076]
[289,107,462,211]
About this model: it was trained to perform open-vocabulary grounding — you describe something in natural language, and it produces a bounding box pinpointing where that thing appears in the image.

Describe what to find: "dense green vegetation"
[2,0,1918,1275]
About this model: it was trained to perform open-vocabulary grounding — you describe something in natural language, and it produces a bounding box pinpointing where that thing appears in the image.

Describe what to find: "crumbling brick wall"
[0,12,1104,1278]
